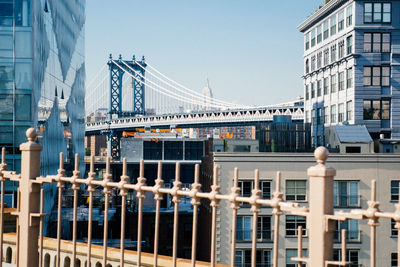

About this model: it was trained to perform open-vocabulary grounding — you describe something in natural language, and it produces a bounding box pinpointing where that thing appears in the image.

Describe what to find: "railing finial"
[26,128,37,143]
[314,146,329,165]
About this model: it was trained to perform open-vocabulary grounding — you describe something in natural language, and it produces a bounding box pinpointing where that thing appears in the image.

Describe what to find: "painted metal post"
[18,128,42,266]
[307,147,336,266]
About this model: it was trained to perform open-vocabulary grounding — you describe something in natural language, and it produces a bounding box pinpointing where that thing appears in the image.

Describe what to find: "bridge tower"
[107,54,147,160]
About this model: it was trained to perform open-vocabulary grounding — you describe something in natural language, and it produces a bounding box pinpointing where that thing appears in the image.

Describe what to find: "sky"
[85,0,323,107]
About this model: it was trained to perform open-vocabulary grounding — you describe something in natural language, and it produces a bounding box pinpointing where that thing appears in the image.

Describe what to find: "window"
[338,10,345,31]
[364,33,391,53]
[333,249,359,267]
[235,250,271,267]
[305,59,309,74]
[364,66,390,86]
[346,101,353,121]
[331,105,336,123]
[311,56,316,72]
[363,99,390,120]
[317,108,323,125]
[305,85,309,100]
[311,110,315,125]
[164,141,183,160]
[338,103,345,122]
[286,216,306,236]
[305,111,310,123]
[331,74,337,93]
[237,216,272,242]
[324,77,329,95]
[392,219,398,236]
[346,68,353,88]
[317,52,322,69]
[331,44,336,62]
[286,249,307,267]
[346,35,353,55]
[334,181,359,207]
[364,2,391,23]
[334,220,360,242]
[338,40,345,59]
[324,106,329,124]
[323,49,329,66]
[311,83,315,98]
[286,180,306,201]
[238,180,271,200]
[317,25,322,44]
[323,20,329,40]
[311,29,316,47]
[317,80,321,97]
[330,15,337,36]
[392,253,398,267]
[338,72,344,91]
[346,5,353,27]
[391,181,400,201]
[305,32,310,51]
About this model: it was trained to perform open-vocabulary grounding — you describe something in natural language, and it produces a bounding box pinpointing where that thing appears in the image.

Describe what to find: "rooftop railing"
[0,128,400,267]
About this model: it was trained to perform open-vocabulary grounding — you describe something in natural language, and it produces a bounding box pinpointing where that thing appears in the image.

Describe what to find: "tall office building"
[0,0,85,208]
[298,0,400,148]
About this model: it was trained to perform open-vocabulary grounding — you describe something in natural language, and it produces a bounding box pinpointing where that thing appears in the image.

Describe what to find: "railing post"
[307,147,336,266]
[18,128,42,266]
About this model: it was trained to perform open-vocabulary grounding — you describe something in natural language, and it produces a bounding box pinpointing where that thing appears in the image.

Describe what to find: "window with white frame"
[317,52,322,69]
[305,32,310,51]
[346,100,353,121]
[238,180,271,200]
[346,5,353,27]
[311,82,315,98]
[338,71,344,91]
[311,56,316,72]
[286,180,306,201]
[338,103,345,123]
[311,29,316,47]
[331,105,337,123]
[330,15,337,35]
[235,250,271,267]
[331,74,337,93]
[236,216,272,242]
[338,40,345,59]
[391,181,400,201]
[317,80,321,97]
[334,219,360,242]
[323,20,329,40]
[334,181,359,207]
[346,68,353,88]
[338,10,345,31]
[286,215,306,236]
[286,249,307,267]
[324,77,329,95]
[331,44,336,62]
[324,106,329,124]
[317,24,322,44]
[323,48,329,66]
[305,85,309,100]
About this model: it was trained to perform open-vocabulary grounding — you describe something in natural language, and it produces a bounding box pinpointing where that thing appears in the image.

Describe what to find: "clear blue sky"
[86,0,323,106]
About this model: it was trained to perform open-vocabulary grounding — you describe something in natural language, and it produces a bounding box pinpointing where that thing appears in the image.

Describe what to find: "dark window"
[143,141,162,160]
[331,44,336,62]
[305,85,309,100]
[392,219,398,236]
[364,3,391,23]
[324,77,329,95]
[334,220,360,242]
[363,99,390,120]
[338,72,345,91]
[164,141,183,160]
[305,59,309,74]
[333,249,359,267]
[184,141,203,160]
[334,181,359,208]
[286,216,307,236]
[346,146,361,153]
[363,66,390,86]
[392,253,398,267]
[311,83,315,98]
[346,68,353,88]
[346,35,353,55]
[391,181,400,201]
[305,33,310,51]
[317,80,322,97]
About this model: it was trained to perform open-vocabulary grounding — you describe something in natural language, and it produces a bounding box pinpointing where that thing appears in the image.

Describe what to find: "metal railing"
[0,128,400,267]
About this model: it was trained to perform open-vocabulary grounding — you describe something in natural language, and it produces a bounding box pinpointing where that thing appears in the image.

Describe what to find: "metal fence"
[0,128,400,267]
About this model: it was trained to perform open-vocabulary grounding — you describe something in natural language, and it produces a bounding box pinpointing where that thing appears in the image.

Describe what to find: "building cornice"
[297,0,349,33]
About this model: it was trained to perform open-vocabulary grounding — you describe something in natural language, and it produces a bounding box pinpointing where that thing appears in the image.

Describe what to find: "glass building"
[0,0,85,211]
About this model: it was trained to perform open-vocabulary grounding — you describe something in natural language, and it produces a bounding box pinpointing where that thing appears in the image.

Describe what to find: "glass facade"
[0,0,85,232]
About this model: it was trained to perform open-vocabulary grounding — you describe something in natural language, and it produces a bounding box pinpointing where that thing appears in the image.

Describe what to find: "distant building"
[202,79,214,110]
[298,0,400,148]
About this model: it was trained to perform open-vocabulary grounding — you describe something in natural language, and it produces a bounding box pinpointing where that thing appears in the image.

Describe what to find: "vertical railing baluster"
[210,165,221,267]
[0,147,6,267]
[397,193,400,267]
[230,168,240,267]
[38,188,45,267]
[297,225,303,267]
[87,155,96,267]
[119,158,129,267]
[272,172,283,267]
[172,162,182,267]
[341,229,346,263]
[190,164,201,267]
[102,156,112,267]
[72,154,81,267]
[250,170,261,267]
[56,153,65,267]
[16,189,20,267]
[136,160,147,267]
[367,179,379,267]
[153,162,163,267]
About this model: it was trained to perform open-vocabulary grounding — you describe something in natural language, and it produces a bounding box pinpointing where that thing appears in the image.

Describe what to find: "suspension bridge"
[85,55,304,159]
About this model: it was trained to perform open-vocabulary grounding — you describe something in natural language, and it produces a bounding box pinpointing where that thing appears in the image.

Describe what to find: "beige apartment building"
[200,152,400,267]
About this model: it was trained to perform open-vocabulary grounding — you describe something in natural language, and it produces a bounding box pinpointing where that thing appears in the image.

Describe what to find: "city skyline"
[86,0,322,107]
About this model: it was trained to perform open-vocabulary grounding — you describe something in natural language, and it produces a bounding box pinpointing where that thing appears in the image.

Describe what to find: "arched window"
[95,262,102,267]
[5,247,12,263]
[44,253,51,267]
[75,258,81,267]
[64,256,71,267]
